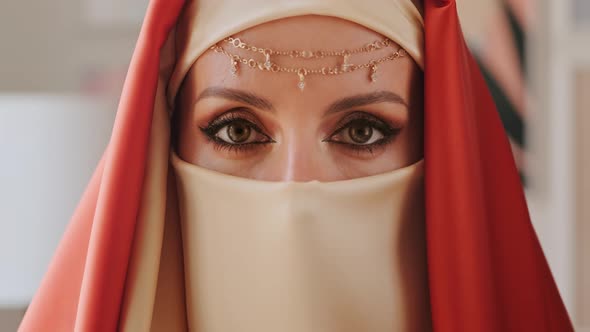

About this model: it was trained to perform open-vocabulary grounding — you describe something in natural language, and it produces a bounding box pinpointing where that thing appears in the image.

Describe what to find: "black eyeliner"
[199,109,275,151]
[329,134,396,155]
[322,111,402,155]
[332,111,400,137]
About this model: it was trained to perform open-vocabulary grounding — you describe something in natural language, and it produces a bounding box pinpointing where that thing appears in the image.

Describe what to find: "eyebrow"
[325,91,408,115]
[193,87,275,112]
[193,87,407,115]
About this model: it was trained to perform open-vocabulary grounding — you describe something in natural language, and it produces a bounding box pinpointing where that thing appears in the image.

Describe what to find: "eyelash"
[199,110,401,155]
[324,112,401,155]
[199,110,274,154]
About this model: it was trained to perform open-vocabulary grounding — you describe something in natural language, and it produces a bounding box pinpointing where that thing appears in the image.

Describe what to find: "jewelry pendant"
[341,54,352,72]
[297,69,306,91]
[264,52,272,70]
[370,64,378,83]
[230,56,239,76]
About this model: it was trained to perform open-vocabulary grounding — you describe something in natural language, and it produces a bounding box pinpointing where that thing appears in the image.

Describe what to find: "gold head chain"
[210,36,406,91]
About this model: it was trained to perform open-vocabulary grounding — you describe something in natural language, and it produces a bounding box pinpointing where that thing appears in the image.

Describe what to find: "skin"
[175,15,423,182]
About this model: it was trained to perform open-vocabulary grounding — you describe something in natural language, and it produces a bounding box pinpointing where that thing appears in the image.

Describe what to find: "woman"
[19,0,573,331]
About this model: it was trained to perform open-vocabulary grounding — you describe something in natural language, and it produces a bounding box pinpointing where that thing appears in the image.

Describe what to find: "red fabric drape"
[19,0,573,331]
[18,1,184,330]
[424,0,572,330]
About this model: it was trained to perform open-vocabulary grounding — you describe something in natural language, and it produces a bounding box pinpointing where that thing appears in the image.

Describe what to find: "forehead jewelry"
[210,36,406,91]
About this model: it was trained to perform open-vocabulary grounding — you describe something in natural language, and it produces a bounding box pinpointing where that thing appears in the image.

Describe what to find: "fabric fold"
[424,1,572,330]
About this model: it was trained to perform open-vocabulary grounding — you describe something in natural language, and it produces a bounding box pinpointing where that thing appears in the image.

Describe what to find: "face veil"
[19,0,573,332]
[171,153,429,331]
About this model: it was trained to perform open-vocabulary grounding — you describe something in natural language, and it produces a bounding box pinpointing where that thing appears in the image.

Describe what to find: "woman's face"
[176,15,423,181]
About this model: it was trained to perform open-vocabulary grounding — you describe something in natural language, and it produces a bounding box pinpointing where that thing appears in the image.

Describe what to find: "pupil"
[228,123,251,143]
[349,125,372,143]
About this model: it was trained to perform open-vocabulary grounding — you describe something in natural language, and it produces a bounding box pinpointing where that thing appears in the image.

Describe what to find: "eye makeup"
[199,108,275,154]
[198,109,402,157]
[324,111,403,155]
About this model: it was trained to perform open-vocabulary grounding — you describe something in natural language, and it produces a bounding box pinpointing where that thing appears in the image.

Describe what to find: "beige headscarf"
[118,0,425,331]
[167,0,424,105]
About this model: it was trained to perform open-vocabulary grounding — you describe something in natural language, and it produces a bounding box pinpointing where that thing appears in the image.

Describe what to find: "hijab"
[19,0,573,331]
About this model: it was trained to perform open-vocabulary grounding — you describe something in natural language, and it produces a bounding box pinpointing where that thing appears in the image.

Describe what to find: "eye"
[215,119,266,144]
[328,115,396,146]
[333,121,386,145]
[323,111,401,155]
[199,110,274,149]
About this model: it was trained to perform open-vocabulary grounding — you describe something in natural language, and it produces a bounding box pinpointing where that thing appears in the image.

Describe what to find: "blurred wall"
[0,0,139,93]
[533,0,590,328]
[575,69,590,328]
[0,0,76,92]
[0,1,138,329]
[0,96,115,306]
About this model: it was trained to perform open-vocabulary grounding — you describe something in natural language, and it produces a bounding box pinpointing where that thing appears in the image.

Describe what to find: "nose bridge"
[278,129,320,182]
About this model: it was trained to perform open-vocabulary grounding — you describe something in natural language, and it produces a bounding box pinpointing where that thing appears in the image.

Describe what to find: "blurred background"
[0,0,588,330]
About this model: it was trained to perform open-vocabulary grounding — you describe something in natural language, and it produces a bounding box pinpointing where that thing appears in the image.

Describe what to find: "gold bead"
[301,50,313,58]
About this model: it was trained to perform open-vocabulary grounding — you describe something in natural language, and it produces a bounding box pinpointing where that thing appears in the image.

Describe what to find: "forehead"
[185,15,419,110]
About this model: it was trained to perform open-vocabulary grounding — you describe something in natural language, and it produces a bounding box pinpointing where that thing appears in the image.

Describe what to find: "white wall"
[528,0,590,328]
[0,95,115,306]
